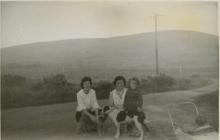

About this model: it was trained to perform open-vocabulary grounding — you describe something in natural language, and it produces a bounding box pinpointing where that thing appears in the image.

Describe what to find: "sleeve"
[137,92,143,108]
[92,90,99,109]
[123,93,128,109]
[76,91,86,111]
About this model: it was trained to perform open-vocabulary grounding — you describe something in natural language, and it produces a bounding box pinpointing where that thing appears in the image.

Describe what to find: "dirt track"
[2,79,218,140]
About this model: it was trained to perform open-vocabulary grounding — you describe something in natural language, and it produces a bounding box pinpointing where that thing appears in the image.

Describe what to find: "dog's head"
[103,106,111,114]
[97,106,111,123]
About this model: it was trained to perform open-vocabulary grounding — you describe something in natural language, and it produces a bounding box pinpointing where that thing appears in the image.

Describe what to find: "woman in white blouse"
[109,76,128,110]
[108,76,128,133]
[75,76,100,133]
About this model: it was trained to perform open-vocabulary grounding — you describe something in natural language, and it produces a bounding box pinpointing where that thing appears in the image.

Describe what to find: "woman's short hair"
[113,76,126,85]
[80,76,92,88]
[128,77,140,86]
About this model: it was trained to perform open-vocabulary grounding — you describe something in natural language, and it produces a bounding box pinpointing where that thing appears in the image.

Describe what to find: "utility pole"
[150,14,163,75]
[177,45,183,77]
[149,15,163,105]
[62,65,65,74]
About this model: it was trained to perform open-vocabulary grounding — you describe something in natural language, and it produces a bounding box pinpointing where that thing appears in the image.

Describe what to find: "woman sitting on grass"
[75,76,101,134]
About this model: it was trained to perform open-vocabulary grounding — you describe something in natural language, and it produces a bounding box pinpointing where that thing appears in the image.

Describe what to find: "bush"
[1,74,77,109]
[31,74,75,105]
[1,75,31,109]
[2,73,207,109]
[1,75,26,87]
[173,78,192,90]
[94,81,112,99]
[141,74,175,93]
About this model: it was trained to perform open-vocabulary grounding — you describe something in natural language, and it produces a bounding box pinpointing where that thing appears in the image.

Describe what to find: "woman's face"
[130,80,138,90]
[83,81,91,92]
[115,80,125,91]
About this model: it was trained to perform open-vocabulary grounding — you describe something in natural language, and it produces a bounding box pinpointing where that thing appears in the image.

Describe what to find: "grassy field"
[2,80,218,140]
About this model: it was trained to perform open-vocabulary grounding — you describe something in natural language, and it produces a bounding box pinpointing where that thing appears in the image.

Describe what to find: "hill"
[1,30,218,82]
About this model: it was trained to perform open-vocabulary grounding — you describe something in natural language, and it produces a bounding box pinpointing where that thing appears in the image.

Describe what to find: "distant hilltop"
[1,30,218,81]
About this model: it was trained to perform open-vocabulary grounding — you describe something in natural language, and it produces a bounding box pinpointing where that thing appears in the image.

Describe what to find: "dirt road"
[2,79,218,140]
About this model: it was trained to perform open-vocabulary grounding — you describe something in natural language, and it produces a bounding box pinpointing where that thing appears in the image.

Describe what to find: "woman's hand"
[90,116,96,122]
[90,116,98,123]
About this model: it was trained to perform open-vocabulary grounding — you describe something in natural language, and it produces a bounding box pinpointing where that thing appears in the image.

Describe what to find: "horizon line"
[2,29,218,49]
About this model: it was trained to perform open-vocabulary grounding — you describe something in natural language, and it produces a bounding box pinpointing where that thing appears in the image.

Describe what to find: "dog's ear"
[103,106,110,113]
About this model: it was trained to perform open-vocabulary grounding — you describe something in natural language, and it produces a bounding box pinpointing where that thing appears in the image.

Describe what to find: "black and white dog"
[101,106,150,140]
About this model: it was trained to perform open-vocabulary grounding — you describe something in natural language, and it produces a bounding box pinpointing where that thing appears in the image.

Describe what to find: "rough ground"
[2,79,218,140]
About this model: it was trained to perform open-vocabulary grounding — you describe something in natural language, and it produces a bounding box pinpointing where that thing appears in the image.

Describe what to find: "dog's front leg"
[134,117,144,140]
[113,120,120,139]
[97,122,102,136]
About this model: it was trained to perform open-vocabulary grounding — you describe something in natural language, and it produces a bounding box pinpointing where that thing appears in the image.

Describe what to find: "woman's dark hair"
[113,76,126,85]
[80,76,92,88]
[128,77,140,86]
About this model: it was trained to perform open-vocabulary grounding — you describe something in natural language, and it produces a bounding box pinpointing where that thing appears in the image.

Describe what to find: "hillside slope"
[1,30,218,81]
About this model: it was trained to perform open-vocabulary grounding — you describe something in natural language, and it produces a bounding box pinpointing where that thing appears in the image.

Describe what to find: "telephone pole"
[150,14,163,75]
[62,65,65,74]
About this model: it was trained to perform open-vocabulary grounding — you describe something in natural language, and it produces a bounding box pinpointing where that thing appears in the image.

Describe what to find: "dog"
[102,106,150,140]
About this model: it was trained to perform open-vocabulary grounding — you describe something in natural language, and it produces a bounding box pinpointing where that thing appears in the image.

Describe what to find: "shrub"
[173,78,192,90]
[141,74,174,93]
[31,74,75,104]
[93,81,112,99]
[1,75,26,87]
[1,74,77,109]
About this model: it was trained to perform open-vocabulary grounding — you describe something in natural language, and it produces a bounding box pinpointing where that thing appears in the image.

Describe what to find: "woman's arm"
[82,109,94,119]
[92,90,100,109]
[77,91,86,111]
[123,93,129,109]
[92,91,100,122]
[109,92,114,107]
[137,92,143,108]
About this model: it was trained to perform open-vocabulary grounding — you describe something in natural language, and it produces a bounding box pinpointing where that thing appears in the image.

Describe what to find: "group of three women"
[75,75,144,134]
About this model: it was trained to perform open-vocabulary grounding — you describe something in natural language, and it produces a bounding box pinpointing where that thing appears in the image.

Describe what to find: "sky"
[1,1,218,48]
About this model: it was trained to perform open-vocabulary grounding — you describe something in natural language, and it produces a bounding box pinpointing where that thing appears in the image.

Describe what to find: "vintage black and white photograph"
[1,1,219,140]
